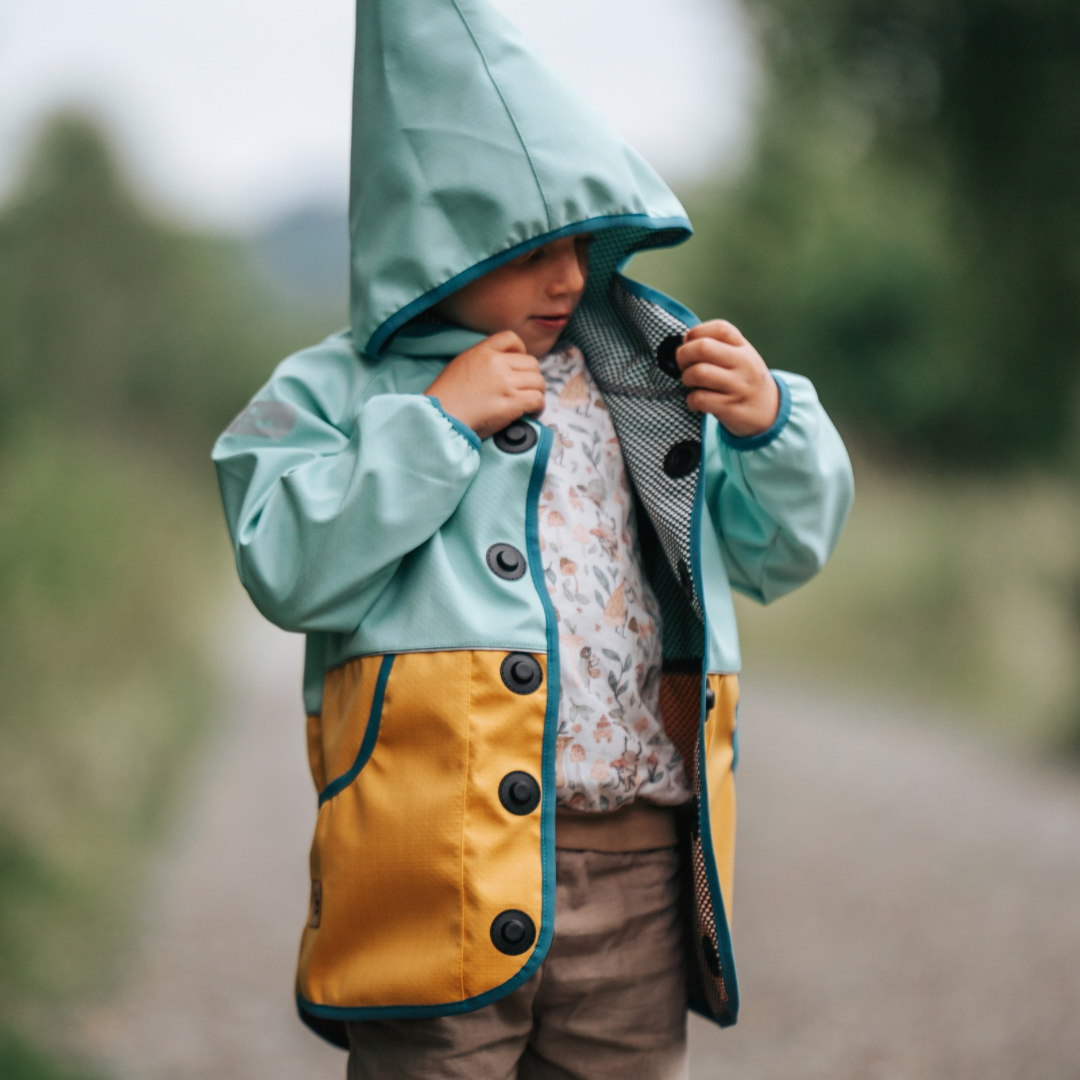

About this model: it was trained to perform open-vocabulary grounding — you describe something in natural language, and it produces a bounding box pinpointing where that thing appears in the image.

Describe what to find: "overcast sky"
[0,0,758,229]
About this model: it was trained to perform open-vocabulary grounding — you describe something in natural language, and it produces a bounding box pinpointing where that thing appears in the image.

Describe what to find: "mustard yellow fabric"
[704,674,739,923]
[299,650,548,1009]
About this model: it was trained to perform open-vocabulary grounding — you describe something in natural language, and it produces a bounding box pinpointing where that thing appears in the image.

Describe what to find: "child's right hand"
[425,331,547,440]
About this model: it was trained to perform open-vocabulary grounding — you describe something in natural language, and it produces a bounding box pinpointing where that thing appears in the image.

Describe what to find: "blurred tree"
[656,0,1080,468]
[0,113,339,1061]
[0,111,330,459]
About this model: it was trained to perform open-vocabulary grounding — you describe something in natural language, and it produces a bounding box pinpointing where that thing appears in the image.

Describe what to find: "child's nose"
[551,250,586,295]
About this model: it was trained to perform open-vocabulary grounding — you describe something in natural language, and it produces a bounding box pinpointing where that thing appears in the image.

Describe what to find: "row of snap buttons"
[490,426,541,956]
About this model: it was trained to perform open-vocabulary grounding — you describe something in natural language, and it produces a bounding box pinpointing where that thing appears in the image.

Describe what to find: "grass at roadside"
[0,1024,108,1080]
[0,418,228,1061]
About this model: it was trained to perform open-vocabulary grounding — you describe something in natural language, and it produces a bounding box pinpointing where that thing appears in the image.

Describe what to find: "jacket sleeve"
[703,370,854,605]
[211,338,482,633]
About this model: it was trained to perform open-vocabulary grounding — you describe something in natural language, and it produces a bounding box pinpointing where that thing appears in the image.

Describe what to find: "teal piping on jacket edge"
[427,396,483,453]
[732,703,741,773]
[297,422,561,1023]
[692,417,740,1026]
[316,654,396,808]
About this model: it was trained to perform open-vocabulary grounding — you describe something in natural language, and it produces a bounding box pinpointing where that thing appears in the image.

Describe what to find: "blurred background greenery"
[0,117,338,1075]
[2,0,1080,1074]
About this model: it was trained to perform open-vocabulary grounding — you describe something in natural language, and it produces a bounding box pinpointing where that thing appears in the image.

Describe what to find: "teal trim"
[366,213,692,357]
[317,654,395,807]
[427,396,482,452]
[525,421,561,984]
[732,703,741,773]
[615,273,701,329]
[692,417,739,1026]
[719,373,792,451]
[298,424,560,1023]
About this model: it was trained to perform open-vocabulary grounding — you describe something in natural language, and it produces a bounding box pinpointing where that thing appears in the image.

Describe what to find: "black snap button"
[705,686,716,714]
[663,439,700,479]
[702,934,722,978]
[491,910,536,955]
[499,771,540,815]
[656,333,684,379]
[501,653,543,695]
[487,544,526,581]
[493,421,538,454]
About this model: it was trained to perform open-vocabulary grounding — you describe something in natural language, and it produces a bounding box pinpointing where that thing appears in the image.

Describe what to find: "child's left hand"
[676,320,779,438]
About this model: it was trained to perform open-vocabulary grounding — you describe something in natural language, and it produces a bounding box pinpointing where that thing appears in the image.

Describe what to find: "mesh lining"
[660,672,729,1018]
[564,226,732,1023]
[567,227,704,623]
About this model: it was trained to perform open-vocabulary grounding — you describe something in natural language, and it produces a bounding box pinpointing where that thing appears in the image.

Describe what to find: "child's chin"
[526,331,562,357]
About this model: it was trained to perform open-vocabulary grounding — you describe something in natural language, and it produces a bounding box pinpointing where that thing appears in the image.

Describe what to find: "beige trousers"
[346,847,688,1080]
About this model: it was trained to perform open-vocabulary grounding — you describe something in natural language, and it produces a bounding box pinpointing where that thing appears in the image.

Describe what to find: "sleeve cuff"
[426,396,482,453]
[718,373,792,451]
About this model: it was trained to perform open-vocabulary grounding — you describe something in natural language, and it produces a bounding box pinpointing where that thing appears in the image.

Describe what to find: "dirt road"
[82,600,1080,1079]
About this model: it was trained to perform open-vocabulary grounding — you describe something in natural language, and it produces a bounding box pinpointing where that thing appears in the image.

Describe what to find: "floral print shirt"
[538,343,691,812]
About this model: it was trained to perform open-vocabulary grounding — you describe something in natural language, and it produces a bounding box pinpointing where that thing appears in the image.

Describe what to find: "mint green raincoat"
[213,0,853,1049]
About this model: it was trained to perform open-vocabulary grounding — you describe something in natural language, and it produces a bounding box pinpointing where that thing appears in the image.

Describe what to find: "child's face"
[436,234,592,357]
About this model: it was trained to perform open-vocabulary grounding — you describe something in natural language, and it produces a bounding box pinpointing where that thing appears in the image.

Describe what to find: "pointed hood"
[349,0,692,357]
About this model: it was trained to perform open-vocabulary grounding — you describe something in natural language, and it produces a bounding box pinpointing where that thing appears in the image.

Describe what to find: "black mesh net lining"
[565,224,732,1023]
[567,225,704,623]
[660,671,730,1019]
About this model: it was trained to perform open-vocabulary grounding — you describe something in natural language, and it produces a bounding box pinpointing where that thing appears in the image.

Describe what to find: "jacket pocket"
[315,654,395,806]
[297,649,548,1013]
[315,652,397,807]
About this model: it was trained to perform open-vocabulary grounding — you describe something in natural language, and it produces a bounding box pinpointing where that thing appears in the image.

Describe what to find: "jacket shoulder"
[261,330,379,429]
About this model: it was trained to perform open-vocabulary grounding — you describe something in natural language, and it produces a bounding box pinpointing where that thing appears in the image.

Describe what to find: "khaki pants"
[346,847,688,1080]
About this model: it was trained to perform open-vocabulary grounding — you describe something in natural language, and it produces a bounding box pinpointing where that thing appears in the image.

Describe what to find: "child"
[212,0,853,1076]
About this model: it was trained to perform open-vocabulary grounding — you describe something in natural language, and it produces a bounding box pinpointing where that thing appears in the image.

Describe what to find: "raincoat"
[212,0,853,1050]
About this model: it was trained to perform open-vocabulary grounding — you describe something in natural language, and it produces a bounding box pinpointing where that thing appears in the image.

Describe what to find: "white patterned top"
[537,343,691,812]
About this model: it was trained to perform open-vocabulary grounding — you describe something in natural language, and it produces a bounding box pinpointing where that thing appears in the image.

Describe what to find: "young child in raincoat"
[213,0,853,1076]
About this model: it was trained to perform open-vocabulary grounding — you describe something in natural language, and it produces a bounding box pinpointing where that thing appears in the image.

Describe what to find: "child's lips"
[531,313,570,328]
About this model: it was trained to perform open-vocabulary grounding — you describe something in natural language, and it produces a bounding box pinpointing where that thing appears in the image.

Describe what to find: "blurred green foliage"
[0,1023,106,1080]
[0,113,329,457]
[0,113,334,1071]
[647,0,1080,469]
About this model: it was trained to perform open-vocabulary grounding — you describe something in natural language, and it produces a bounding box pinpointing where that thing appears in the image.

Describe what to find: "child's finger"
[508,352,542,372]
[516,371,548,395]
[488,330,528,354]
[681,360,739,395]
[683,319,745,347]
[520,389,546,415]
[676,336,743,372]
[685,389,730,415]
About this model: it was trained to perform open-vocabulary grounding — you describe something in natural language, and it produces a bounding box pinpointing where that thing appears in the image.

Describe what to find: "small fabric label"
[309,880,322,929]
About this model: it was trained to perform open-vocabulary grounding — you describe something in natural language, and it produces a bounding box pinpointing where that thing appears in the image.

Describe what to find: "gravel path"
[81,600,1080,1079]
